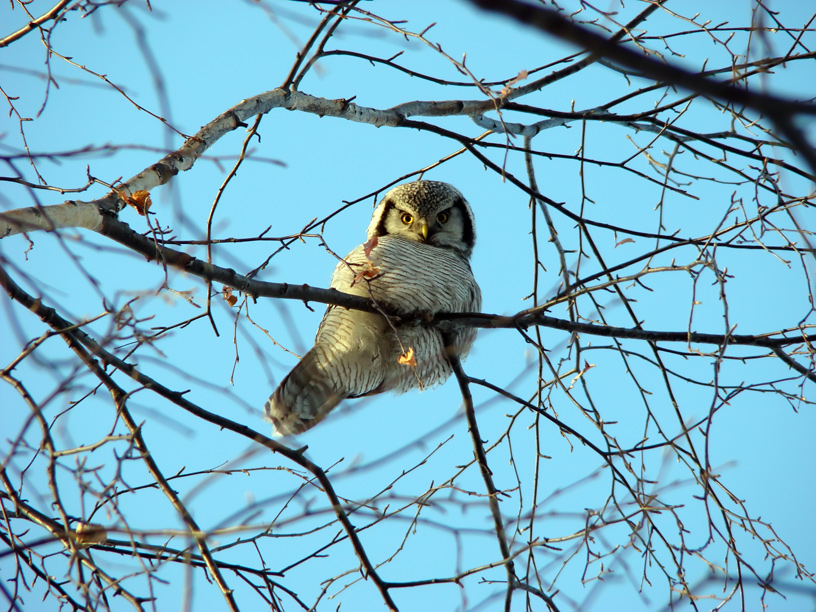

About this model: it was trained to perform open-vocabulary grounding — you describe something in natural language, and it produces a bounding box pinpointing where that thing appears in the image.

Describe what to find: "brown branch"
[503,0,669,101]
[467,0,816,118]
[0,470,148,609]
[5,295,241,609]
[93,211,816,356]
[444,341,518,612]
[96,212,380,313]
[0,0,72,48]
[63,210,810,369]
[438,311,816,349]
[770,346,816,381]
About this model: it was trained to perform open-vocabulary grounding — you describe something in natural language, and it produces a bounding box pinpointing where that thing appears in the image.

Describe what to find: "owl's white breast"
[330,235,481,315]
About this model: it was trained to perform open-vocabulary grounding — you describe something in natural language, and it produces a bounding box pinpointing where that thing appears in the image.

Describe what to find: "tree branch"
[96,212,816,361]
[467,0,816,174]
[0,0,72,48]
[444,340,518,612]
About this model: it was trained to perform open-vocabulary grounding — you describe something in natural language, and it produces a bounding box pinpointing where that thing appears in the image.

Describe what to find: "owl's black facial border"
[452,196,475,251]
[372,198,395,237]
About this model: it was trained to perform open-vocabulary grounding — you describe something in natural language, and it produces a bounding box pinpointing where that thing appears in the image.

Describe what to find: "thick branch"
[467,0,816,119]
[95,213,816,356]
[4,76,811,240]
[0,199,106,236]
[7,210,798,366]
[96,212,380,313]
[0,89,403,238]
[437,311,816,351]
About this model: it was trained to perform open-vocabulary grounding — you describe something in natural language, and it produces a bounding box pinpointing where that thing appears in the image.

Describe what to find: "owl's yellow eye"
[401,212,414,225]
[437,211,449,224]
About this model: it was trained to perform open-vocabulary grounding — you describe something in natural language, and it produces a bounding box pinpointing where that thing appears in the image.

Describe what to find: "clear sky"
[1,1,815,610]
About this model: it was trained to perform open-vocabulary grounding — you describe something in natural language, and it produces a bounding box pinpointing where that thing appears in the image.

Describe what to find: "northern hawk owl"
[265,180,481,435]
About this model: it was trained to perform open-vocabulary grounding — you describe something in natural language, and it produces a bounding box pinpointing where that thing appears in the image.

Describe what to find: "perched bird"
[265,180,481,435]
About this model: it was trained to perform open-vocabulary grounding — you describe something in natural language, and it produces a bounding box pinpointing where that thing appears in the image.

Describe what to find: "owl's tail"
[264,346,347,436]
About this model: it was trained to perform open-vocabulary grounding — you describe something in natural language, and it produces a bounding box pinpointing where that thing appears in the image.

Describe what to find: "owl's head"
[367,181,476,258]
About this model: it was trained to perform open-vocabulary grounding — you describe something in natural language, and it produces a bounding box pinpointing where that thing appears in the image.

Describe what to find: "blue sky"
[2,1,815,610]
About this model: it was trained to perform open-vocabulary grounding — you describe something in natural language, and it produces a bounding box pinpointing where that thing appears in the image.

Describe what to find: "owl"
[264,180,481,435]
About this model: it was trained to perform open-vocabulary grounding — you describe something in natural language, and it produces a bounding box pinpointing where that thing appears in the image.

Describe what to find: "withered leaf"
[363,235,378,259]
[74,523,108,545]
[222,286,238,307]
[398,347,417,367]
[127,190,152,216]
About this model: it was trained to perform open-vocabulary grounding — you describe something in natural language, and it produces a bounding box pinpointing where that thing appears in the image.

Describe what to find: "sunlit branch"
[0,0,72,48]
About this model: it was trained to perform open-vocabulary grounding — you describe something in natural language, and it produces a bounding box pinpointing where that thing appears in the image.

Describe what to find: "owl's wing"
[264,306,389,435]
[265,248,392,435]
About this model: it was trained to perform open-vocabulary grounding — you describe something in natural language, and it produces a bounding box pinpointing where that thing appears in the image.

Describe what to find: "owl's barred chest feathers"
[333,236,480,315]
[265,180,481,436]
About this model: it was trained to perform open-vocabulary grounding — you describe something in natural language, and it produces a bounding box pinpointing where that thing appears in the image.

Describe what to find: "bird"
[264,180,481,435]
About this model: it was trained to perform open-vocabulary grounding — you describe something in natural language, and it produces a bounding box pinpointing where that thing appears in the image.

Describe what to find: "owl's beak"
[419,221,429,241]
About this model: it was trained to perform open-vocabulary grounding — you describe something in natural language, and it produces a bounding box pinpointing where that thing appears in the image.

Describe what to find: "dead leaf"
[352,261,381,285]
[125,190,152,216]
[222,286,238,307]
[351,235,382,285]
[501,69,530,97]
[364,235,378,259]
[398,347,417,367]
[74,523,108,545]
[615,238,635,247]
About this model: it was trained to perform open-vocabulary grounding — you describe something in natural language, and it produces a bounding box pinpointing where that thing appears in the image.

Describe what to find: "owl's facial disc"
[426,207,463,248]
[368,181,476,257]
[391,205,464,248]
